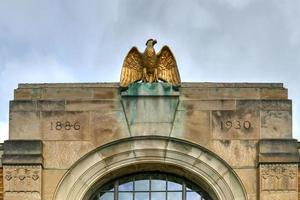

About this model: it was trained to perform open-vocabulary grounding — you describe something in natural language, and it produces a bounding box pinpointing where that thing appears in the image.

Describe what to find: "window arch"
[91,172,212,200]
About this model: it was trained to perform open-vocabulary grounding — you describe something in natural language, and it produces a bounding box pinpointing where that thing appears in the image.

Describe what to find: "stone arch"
[53,136,247,200]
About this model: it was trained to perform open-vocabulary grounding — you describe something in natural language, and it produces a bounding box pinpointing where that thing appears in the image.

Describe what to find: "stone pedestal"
[121,83,179,136]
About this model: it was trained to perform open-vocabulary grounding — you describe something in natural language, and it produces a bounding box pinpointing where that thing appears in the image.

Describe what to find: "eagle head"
[145,39,157,46]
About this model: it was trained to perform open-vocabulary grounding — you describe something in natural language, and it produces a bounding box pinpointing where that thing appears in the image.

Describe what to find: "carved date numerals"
[221,120,251,130]
[50,121,80,131]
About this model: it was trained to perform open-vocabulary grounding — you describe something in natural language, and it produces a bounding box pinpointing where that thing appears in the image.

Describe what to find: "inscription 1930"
[50,121,81,131]
[220,120,251,130]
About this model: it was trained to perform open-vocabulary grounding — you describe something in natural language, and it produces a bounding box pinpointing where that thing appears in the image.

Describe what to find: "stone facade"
[0,82,299,200]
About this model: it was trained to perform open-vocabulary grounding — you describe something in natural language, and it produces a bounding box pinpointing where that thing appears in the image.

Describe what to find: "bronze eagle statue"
[120,39,181,88]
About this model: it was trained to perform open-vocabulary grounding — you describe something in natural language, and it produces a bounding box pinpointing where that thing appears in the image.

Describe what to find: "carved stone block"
[259,164,298,200]
[3,165,42,200]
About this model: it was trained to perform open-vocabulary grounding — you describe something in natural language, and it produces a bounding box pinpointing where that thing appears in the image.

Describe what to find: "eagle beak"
[153,40,157,45]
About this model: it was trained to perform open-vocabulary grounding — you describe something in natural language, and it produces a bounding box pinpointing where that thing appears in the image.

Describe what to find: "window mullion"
[114,180,118,200]
[182,181,186,200]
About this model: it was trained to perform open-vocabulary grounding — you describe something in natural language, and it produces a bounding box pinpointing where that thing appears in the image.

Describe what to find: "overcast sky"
[0,0,300,141]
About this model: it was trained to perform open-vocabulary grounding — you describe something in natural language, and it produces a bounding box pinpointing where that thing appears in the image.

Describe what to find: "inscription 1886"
[50,121,81,131]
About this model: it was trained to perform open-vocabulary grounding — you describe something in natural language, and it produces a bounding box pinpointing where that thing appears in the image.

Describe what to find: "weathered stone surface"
[212,110,260,140]
[259,164,298,200]
[234,168,257,200]
[121,82,179,96]
[41,111,90,141]
[261,110,292,138]
[92,87,119,99]
[133,138,167,158]
[42,87,94,100]
[129,123,172,136]
[10,100,37,112]
[9,111,41,139]
[211,140,258,167]
[259,139,299,163]
[122,96,179,123]
[2,140,43,165]
[0,144,3,167]
[90,111,130,146]
[236,100,292,111]
[65,100,122,111]
[180,88,261,100]
[42,169,67,200]
[43,141,93,169]
[4,140,42,155]
[166,139,202,159]
[171,110,211,146]
[178,100,236,111]
[14,88,41,100]
[122,83,179,136]
[3,165,42,200]
[37,100,65,111]
[260,87,288,99]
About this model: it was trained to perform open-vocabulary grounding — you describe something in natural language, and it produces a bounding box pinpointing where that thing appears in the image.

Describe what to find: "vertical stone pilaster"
[3,165,42,200]
[259,164,298,200]
[2,140,43,200]
[259,139,299,200]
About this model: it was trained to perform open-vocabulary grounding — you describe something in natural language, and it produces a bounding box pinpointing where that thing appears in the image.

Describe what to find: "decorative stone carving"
[260,164,297,191]
[3,165,42,200]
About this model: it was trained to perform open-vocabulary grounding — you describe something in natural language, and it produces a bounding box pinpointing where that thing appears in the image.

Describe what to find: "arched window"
[91,172,212,200]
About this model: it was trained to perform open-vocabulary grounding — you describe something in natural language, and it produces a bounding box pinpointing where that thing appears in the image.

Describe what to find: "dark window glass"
[91,172,211,200]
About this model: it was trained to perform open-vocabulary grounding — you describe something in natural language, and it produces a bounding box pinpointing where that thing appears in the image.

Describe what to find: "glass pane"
[167,182,182,191]
[91,173,212,200]
[151,192,166,200]
[187,191,201,200]
[99,192,114,200]
[167,192,182,200]
[118,192,133,200]
[135,180,150,191]
[119,182,133,191]
[151,180,166,191]
[135,192,149,200]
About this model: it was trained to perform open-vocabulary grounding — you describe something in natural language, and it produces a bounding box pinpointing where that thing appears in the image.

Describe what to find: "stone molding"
[2,140,43,165]
[259,139,299,164]
[53,136,247,200]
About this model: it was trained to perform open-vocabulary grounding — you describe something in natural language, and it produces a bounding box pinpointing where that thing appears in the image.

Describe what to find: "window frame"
[91,172,212,200]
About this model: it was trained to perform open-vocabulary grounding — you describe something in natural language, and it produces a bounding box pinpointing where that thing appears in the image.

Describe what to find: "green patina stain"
[121,83,179,96]
[32,88,41,99]
[121,83,180,134]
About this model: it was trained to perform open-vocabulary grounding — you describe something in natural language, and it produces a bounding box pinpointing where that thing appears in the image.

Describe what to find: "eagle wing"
[120,47,143,87]
[157,46,181,86]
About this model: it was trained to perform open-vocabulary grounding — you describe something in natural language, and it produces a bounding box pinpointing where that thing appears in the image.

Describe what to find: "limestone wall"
[3,82,299,200]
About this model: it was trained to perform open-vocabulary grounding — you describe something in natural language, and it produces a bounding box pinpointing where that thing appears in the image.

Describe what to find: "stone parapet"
[13,82,288,100]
